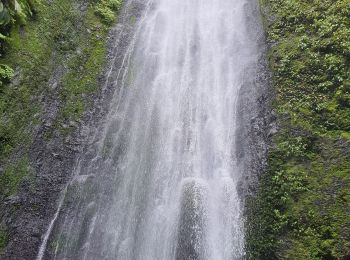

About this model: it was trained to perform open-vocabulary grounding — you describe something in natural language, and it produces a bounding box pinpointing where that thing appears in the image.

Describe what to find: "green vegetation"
[0,224,8,258]
[0,64,13,86]
[0,0,122,189]
[95,0,122,24]
[0,0,123,254]
[0,157,31,197]
[0,0,38,40]
[0,0,38,85]
[246,0,350,259]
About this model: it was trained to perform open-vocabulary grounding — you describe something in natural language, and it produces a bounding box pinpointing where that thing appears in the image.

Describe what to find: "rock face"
[246,0,350,258]
[234,0,273,203]
[1,1,146,259]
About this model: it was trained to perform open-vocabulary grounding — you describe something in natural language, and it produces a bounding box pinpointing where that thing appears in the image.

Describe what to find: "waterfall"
[38,0,263,259]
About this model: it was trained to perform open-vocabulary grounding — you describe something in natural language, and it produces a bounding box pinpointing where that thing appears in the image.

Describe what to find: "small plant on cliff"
[0,0,38,40]
[0,63,13,86]
[95,0,122,25]
[0,0,38,86]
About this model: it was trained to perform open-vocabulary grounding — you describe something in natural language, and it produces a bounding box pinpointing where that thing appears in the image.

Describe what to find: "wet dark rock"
[5,196,21,205]
[235,0,272,202]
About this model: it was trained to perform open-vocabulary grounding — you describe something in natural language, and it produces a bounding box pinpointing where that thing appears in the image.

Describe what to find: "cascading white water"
[38,0,263,259]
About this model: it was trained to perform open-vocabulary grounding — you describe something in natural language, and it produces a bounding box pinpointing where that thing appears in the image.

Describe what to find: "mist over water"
[39,0,263,259]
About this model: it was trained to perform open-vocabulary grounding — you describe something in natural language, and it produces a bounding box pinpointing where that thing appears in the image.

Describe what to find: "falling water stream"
[38,0,263,259]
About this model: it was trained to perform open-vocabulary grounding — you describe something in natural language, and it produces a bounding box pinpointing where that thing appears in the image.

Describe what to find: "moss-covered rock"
[0,0,122,191]
[246,0,350,259]
[0,0,123,254]
[0,223,8,258]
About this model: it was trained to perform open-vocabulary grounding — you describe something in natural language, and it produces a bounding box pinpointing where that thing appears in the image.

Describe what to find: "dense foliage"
[0,0,37,40]
[0,0,38,84]
[246,0,350,259]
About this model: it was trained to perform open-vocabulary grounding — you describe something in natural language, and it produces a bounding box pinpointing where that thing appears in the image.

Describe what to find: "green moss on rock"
[0,157,31,197]
[0,224,8,258]
[246,0,350,259]
[0,0,123,195]
[0,0,123,252]
[95,0,122,25]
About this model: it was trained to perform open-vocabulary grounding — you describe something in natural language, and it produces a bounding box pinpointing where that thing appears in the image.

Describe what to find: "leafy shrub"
[94,0,122,25]
[0,0,37,38]
[0,63,13,86]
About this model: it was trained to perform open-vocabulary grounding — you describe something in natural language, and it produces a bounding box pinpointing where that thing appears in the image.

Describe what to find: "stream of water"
[37,0,263,259]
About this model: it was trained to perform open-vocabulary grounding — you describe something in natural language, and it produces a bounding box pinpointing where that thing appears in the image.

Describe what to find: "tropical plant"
[0,0,37,44]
